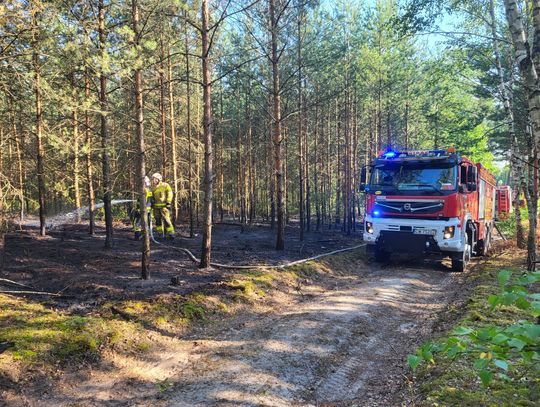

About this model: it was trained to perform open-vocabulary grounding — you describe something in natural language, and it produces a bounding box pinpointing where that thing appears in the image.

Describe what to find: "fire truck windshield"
[369,163,457,195]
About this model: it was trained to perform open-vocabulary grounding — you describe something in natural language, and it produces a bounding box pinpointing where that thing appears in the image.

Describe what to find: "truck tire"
[451,245,471,272]
[477,229,492,257]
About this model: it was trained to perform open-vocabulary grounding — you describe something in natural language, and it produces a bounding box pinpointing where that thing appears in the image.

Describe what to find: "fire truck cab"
[361,148,497,272]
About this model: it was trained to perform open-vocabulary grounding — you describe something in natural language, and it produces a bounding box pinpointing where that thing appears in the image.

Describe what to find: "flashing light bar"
[378,148,457,160]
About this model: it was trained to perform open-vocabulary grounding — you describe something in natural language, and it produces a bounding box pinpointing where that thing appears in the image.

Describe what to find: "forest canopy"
[0,0,530,267]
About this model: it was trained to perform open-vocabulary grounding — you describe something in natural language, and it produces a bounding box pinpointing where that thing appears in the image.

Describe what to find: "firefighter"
[151,172,174,239]
[131,176,153,240]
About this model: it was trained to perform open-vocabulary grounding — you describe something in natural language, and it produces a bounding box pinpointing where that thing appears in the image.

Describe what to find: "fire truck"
[361,148,499,272]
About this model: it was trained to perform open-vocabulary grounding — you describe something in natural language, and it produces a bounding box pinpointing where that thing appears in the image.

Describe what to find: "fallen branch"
[494,223,508,241]
[0,290,64,296]
[0,278,35,289]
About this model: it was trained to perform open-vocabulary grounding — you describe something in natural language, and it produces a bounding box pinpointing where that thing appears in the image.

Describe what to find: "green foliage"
[180,300,206,321]
[408,270,540,387]
[497,207,528,237]
[0,295,127,365]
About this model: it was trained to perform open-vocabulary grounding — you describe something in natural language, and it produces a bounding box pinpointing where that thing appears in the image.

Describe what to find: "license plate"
[413,228,436,235]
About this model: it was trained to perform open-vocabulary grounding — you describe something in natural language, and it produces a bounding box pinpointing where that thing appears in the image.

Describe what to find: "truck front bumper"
[363,216,465,254]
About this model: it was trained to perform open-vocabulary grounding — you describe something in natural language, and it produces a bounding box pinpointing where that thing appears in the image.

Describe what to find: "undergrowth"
[409,250,540,406]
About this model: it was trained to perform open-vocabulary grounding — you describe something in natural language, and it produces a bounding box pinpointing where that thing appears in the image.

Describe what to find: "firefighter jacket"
[135,188,153,213]
[152,181,173,208]
[144,188,153,212]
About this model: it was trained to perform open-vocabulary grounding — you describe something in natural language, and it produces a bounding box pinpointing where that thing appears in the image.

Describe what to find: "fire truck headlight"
[366,221,374,234]
[444,226,455,239]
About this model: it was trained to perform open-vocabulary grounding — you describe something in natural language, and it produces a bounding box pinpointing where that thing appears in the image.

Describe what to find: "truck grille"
[374,201,444,214]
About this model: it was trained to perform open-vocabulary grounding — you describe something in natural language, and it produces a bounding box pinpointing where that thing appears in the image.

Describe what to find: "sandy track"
[161,260,459,407]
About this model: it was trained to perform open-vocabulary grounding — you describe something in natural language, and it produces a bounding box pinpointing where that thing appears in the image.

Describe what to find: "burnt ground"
[0,220,364,310]
[0,219,507,407]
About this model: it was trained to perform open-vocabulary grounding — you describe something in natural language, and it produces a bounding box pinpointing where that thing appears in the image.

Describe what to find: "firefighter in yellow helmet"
[151,172,175,238]
[131,176,153,240]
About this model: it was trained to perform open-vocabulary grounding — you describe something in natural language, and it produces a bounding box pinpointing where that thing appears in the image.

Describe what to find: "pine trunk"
[32,10,46,237]
[167,49,179,224]
[270,0,285,250]
[185,21,195,237]
[71,73,81,223]
[132,0,150,278]
[84,68,95,236]
[99,0,113,248]
[199,0,214,268]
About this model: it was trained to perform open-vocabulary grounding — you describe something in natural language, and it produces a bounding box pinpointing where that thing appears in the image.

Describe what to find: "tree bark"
[270,0,285,250]
[99,0,113,248]
[132,0,150,278]
[490,0,524,247]
[199,0,214,268]
[32,8,46,237]
[84,68,95,236]
[10,95,25,225]
[185,20,195,238]
[504,0,540,269]
[159,31,167,178]
[167,48,179,224]
[297,8,305,240]
[71,73,81,223]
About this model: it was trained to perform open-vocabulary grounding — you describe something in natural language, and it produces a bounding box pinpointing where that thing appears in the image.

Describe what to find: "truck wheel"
[477,229,492,257]
[451,245,471,272]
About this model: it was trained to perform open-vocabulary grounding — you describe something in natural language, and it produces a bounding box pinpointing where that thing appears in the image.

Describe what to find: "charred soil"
[0,221,507,406]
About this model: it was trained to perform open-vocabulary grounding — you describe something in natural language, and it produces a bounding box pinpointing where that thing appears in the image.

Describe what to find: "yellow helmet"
[151,172,162,182]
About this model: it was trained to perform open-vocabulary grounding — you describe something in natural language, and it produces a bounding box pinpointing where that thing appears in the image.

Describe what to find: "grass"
[228,270,278,300]
[0,295,132,367]
[412,249,540,406]
[105,293,209,329]
[0,291,215,378]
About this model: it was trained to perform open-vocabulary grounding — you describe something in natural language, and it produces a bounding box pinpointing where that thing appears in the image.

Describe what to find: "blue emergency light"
[378,148,454,160]
[382,151,397,159]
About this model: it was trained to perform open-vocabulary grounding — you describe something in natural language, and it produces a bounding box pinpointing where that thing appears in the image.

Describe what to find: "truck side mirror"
[359,166,368,192]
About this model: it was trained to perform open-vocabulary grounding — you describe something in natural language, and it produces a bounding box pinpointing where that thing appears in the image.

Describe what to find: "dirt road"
[37,256,463,407]
[161,259,459,407]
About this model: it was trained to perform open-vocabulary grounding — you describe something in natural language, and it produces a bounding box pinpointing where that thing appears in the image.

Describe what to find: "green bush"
[409,270,540,387]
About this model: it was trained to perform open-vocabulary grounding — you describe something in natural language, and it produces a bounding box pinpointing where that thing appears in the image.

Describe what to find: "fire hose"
[146,214,366,270]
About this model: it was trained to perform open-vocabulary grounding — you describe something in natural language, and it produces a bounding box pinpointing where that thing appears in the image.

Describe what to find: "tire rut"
[166,263,459,407]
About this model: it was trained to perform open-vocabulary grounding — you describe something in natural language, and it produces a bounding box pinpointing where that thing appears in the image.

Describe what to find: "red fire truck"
[361,148,497,272]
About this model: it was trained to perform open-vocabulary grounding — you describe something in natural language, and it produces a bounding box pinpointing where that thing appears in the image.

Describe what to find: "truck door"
[478,179,486,219]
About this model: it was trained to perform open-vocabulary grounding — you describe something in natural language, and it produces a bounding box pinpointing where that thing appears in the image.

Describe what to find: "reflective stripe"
[152,182,173,205]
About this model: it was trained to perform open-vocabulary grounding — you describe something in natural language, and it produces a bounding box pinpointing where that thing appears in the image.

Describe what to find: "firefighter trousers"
[131,209,151,239]
[153,206,174,237]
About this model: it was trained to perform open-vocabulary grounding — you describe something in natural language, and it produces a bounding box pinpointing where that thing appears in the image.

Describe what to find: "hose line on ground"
[147,216,366,270]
